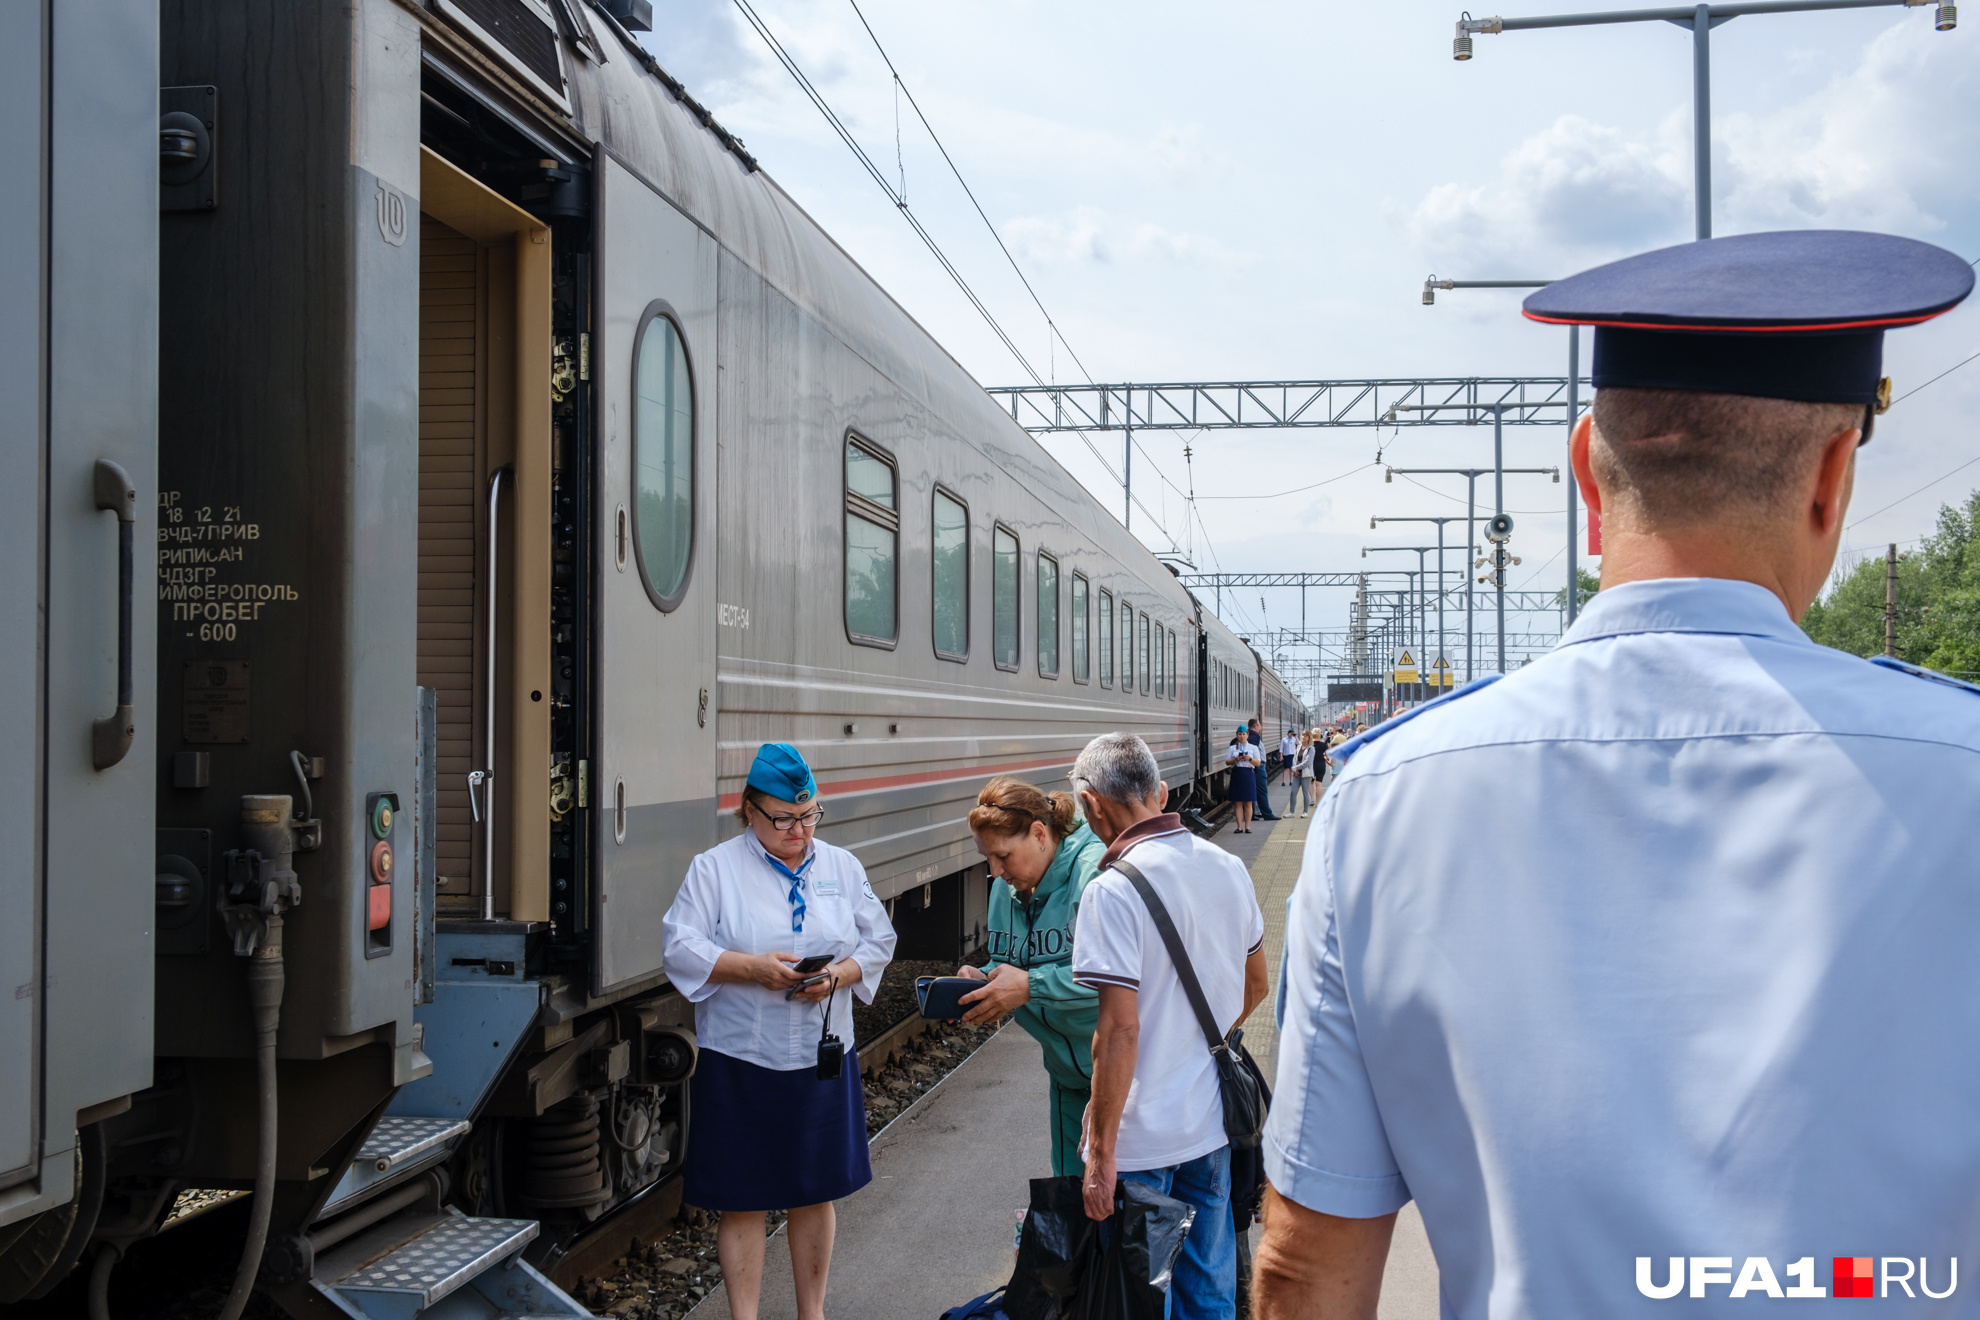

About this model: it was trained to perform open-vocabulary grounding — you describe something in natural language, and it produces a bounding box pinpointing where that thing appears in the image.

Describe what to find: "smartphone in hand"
[785,971,832,1000]
[790,954,832,975]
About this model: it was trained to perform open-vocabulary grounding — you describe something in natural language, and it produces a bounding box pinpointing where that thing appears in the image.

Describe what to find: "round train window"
[632,306,694,609]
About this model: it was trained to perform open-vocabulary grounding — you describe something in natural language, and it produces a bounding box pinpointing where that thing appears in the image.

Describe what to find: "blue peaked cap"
[747,743,817,805]
[1523,230,1973,426]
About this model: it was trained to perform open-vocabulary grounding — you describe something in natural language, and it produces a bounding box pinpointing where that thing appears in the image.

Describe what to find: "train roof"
[533,12,1199,620]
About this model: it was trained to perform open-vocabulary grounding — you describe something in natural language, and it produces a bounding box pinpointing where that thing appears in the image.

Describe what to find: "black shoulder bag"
[1106,859,1269,1150]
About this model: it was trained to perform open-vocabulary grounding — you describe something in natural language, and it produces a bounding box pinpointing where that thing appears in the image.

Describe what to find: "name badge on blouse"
[813,878,841,897]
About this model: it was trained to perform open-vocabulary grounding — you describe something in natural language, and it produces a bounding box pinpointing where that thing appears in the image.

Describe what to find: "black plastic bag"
[1005,1175,1197,1320]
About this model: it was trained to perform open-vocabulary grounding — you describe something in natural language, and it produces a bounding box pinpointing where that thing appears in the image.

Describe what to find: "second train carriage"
[0,0,1306,1311]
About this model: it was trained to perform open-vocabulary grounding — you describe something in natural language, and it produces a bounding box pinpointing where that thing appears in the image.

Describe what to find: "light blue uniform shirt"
[1268,578,1980,1316]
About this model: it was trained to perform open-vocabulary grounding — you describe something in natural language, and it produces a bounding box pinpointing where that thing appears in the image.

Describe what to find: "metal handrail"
[470,468,511,921]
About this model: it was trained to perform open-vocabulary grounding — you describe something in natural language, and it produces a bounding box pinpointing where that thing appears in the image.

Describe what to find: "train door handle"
[91,460,137,770]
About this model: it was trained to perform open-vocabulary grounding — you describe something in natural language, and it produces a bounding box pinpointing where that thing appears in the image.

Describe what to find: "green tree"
[1554,568,1600,611]
[1801,488,1980,677]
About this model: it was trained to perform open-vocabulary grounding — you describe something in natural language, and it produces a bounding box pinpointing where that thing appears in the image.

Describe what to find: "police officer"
[1255,231,1977,1318]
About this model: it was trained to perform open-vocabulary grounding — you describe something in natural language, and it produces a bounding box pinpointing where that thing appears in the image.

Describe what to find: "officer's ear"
[1570,413,1603,517]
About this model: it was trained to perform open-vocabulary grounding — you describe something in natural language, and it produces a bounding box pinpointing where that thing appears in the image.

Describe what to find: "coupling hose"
[217,915,285,1320]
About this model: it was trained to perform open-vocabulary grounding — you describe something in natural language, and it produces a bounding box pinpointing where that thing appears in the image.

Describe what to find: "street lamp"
[1362,547,1440,705]
[1372,516,1469,694]
[1383,465,1558,679]
[1420,276,1588,626]
[1392,404,1566,675]
[1453,0,1955,240]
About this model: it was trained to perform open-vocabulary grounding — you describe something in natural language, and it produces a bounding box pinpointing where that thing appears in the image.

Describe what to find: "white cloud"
[1715,20,1980,236]
[1402,114,1691,272]
[1404,19,1980,273]
[1002,206,1254,267]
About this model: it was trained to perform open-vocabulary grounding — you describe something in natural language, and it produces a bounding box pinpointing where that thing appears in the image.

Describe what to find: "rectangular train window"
[1098,590,1113,687]
[1071,574,1089,683]
[845,435,898,646]
[1153,623,1164,698]
[1168,631,1178,699]
[1124,600,1136,693]
[1139,613,1150,695]
[1037,552,1060,678]
[993,524,1019,671]
[932,488,968,661]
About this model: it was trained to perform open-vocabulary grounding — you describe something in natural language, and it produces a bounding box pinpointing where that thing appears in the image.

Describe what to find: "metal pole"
[1693,4,1712,240]
[1123,383,1133,530]
[1435,521,1446,691]
[1567,325,1582,625]
[1494,408,1507,674]
[1885,543,1898,655]
[1466,474,1477,683]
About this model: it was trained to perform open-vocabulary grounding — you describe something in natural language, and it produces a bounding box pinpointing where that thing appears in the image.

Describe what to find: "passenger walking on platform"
[1285,732,1314,818]
[1278,728,1299,790]
[1247,721,1280,820]
[952,776,1107,1177]
[1223,728,1257,833]
[1070,733,1269,1320]
[660,744,897,1320]
[1256,232,1980,1319]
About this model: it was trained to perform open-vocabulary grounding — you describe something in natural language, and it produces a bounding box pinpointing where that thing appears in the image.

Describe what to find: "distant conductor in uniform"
[1254,231,1978,1318]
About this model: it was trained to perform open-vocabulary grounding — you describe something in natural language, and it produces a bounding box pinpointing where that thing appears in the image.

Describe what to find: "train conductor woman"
[661,744,897,1320]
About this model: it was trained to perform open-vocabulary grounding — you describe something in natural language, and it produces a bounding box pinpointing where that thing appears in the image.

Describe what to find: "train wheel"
[0,1122,106,1302]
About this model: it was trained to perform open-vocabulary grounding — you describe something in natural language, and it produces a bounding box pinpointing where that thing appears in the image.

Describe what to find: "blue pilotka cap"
[1522,230,1974,442]
[747,742,817,805]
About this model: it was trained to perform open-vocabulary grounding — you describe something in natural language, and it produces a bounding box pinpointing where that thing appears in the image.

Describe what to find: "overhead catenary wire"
[841,0,1097,385]
[1845,452,1980,530]
[736,0,1194,546]
[730,0,1045,390]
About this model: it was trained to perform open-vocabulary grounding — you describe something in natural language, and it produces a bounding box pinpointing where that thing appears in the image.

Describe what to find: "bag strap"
[1106,858,1227,1056]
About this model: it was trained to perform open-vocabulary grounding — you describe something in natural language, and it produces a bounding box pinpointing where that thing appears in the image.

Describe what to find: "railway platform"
[689,811,1443,1319]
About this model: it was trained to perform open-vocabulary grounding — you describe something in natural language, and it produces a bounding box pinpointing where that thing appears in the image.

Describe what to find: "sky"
[639,1,1980,695]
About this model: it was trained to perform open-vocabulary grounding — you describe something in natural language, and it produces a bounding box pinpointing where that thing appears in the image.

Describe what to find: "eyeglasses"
[758,807,826,831]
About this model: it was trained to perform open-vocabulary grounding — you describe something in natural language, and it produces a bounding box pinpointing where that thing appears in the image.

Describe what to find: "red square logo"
[1833,1257,1874,1298]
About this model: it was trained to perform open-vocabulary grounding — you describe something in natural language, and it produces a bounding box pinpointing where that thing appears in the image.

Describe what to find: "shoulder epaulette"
[1327,673,1504,769]
[1869,654,1980,695]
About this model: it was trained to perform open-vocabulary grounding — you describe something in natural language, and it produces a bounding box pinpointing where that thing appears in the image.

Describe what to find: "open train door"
[591,152,720,996]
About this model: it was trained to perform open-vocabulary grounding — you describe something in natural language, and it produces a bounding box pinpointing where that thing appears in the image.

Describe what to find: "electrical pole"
[1496,408,1507,673]
[1123,382,1132,531]
[1885,543,1898,656]
[1567,325,1583,623]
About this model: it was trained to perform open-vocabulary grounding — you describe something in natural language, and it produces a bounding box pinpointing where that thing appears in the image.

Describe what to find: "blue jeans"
[1253,772,1277,818]
[1121,1145,1235,1320]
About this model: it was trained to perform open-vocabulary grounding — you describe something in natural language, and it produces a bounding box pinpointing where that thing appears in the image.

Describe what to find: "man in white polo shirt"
[1070,732,1268,1320]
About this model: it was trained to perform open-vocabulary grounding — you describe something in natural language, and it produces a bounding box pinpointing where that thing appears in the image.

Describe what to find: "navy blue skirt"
[1227,763,1257,801]
[681,1047,872,1212]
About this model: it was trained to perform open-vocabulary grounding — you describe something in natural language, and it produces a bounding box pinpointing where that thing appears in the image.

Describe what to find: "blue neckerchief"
[758,846,816,933]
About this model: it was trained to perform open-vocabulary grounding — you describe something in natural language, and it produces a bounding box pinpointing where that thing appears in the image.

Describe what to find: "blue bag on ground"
[941,1285,1011,1319]
[1004,1175,1195,1320]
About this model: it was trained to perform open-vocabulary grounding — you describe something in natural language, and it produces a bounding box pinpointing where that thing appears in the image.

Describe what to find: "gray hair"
[1070,733,1162,806]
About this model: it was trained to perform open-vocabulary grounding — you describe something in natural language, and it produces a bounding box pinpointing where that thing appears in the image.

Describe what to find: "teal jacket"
[985,823,1106,1092]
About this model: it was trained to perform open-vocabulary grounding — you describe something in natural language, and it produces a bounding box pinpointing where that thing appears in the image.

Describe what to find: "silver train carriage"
[0,0,1303,1312]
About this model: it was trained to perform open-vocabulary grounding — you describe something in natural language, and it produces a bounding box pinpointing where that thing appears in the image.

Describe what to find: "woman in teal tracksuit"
[954,775,1107,1177]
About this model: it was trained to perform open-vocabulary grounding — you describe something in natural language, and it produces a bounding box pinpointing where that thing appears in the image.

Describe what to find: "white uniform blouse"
[660,830,897,1072]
